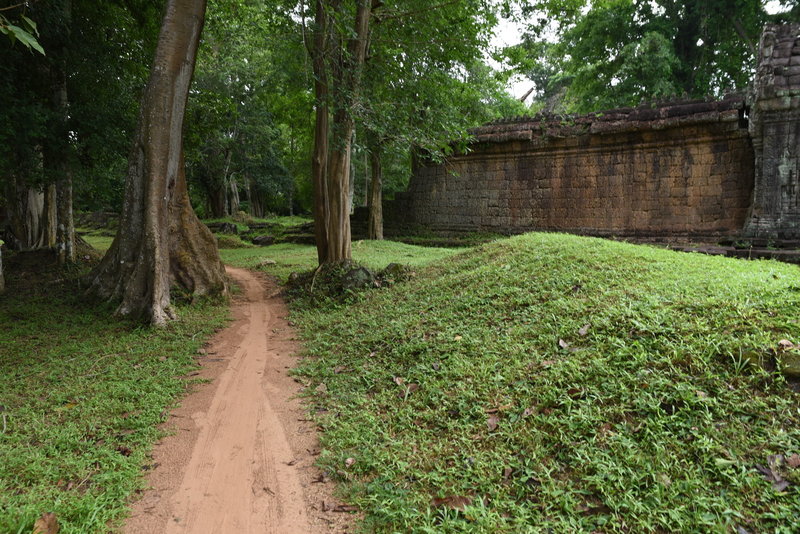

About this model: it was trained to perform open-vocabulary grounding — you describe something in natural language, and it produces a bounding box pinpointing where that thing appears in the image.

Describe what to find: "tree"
[85,0,226,326]
[184,0,302,218]
[0,0,159,259]
[358,1,525,239]
[505,0,796,113]
[309,0,371,264]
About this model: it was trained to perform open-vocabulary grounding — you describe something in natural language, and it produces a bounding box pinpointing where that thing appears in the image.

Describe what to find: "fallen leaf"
[778,339,795,350]
[431,495,472,511]
[558,339,569,349]
[540,360,555,367]
[116,445,132,456]
[432,362,441,371]
[522,405,537,418]
[407,383,419,393]
[736,527,752,534]
[344,457,356,467]
[487,414,500,432]
[484,407,499,414]
[502,467,513,480]
[32,512,59,534]
[787,454,800,468]
[695,390,708,399]
[578,323,591,336]
[392,376,405,386]
[454,335,463,341]
[333,366,348,374]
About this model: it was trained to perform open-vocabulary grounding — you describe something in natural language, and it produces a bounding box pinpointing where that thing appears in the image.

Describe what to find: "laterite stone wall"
[367,24,800,242]
[381,98,754,239]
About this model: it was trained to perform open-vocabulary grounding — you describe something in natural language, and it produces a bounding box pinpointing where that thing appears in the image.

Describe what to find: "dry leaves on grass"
[431,495,472,511]
[32,513,59,534]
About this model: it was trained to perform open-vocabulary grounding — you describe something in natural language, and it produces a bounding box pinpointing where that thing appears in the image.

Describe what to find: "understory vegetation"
[289,232,800,533]
[0,256,227,533]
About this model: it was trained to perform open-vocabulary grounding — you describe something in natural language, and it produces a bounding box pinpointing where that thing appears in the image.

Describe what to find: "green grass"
[220,240,463,283]
[80,234,114,253]
[0,262,227,533]
[292,232,800,533]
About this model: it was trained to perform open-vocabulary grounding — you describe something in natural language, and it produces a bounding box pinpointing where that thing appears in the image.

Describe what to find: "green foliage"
[506,0,794,113]
[185,0,312,217]
[0,12,44,55]
[292,233,800,532]
[0,260,226,532]
[356,0,526,196]
[0,0,160,212]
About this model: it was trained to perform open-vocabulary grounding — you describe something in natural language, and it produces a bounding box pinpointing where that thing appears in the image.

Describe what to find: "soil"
[123,267,356,533]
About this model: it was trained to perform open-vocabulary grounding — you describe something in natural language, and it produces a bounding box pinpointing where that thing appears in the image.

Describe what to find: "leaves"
[32,513,59,534]
[431,495,472,511]
[487,414,500,432]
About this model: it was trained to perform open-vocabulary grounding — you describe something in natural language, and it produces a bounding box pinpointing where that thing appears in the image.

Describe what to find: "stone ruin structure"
[745,23,800,240]
[365,24,800,244]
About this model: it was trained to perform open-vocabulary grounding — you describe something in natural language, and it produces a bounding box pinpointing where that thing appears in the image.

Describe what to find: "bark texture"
[86,0,226,326]
[367,146,383,240]
[311,0,371,264]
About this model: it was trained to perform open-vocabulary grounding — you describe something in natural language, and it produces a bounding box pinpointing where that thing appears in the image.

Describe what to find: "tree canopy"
[504,0,800,113]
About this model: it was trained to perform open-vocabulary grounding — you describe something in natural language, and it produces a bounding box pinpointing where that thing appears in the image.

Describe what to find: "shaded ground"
[124,267,355,533]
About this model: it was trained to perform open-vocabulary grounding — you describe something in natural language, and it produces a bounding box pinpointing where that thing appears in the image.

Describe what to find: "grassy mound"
[294,232,800,533]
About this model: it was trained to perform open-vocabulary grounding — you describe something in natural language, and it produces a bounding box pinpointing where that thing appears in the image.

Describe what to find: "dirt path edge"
[123,267,355,533]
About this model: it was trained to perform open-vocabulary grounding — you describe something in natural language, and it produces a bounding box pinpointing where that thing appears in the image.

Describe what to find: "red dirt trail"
[124,267,353,534]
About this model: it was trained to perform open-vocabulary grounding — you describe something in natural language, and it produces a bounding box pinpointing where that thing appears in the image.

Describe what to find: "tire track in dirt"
[124,267,354,534]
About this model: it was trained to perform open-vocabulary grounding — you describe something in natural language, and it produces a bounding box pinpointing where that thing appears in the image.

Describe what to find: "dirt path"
[124,267,354,534]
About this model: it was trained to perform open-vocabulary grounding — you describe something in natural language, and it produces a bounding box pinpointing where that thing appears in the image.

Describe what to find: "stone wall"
[369,24,799,242]
[744,23,800,239]
[378,97,754,239]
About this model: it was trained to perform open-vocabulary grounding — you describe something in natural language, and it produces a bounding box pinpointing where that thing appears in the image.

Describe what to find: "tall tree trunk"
[229,176,240,215]
[43,184,57,249]
[7,179,45,250]
[312,0,371,264]
[248,175,264,218]
[367,143,383,240]
[311,0,330,264]
[85,0,226,326]
[207,183,227,218]
[50,0,75,264]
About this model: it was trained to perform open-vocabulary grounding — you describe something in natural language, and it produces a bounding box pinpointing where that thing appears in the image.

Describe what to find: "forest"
[2,1,800,533]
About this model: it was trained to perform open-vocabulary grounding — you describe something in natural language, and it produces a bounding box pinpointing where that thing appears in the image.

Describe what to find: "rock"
[342,266,375,291]
[380,262,406,279]
[217,222,238,234]
[779,351,800,378]
[251,234,275,246]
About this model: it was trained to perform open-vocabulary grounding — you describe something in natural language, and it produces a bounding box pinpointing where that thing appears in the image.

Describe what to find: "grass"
[290,232,800,533]
[220,239,463,283]
[0,256,227,533]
